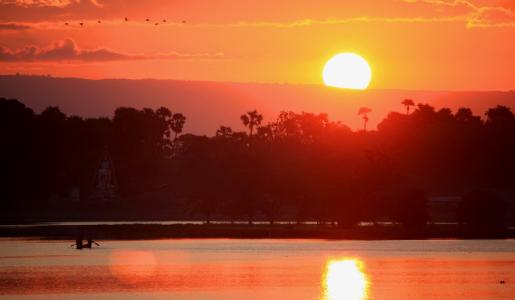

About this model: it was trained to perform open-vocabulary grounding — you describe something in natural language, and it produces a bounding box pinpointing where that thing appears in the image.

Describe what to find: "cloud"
[0,22,32,30]
[0,38,225,62]
[404,0,515,27]
[0,16,470,32]
[0,38,138,62]
[470,6,515,28]
[1,0,101,8]
[155,52,225,60]
[214,16,466,28]
[4,0,513,29]
[0,15,506,32]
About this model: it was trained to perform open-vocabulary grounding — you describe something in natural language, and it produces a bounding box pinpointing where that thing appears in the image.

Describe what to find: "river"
[0,238,514,299]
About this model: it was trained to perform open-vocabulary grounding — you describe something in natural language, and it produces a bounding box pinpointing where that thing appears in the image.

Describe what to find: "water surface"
[0,239,513,299]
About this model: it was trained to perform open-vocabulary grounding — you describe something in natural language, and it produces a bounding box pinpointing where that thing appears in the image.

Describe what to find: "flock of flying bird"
[64,17,187,27]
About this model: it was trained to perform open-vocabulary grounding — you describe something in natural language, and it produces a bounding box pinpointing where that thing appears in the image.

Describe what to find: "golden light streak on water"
[322,258,369,300]
[109,250,157,285]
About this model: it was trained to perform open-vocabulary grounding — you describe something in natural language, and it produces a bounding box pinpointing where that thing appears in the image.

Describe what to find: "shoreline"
[1,223,513,241]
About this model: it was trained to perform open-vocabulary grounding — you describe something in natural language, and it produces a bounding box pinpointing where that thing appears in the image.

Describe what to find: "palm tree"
[240,110,263,137]
[401,99,415,115]
[170,113,186,140]
[358,107,372,131]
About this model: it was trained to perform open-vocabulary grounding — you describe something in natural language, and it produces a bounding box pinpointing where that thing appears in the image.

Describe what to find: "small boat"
[73,233,100,249]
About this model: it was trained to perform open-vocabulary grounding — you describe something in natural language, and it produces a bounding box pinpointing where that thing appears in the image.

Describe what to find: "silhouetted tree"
[358,107,371,131]
[171,113,186,140]
[0,98,36,208]
[455,107,481,124]
[216,126,233,138]
[483,105,515,187]
[110,106,178,197]
[401,99,415,115]
[485,105,515,128]
[240,110,263,138]
[2,97,514,229]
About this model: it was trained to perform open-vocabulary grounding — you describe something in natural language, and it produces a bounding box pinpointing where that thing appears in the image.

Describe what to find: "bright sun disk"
[323,53,372,90]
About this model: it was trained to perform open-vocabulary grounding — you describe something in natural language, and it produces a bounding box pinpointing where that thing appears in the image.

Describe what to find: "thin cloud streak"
[2,14,512,31]
[1,0,102,8]
[404,0,515,27]
[0,22,32,30]
[0,16,470,31]
[219,16,468,28]
[0,38,225,62]
[1,0,513,28]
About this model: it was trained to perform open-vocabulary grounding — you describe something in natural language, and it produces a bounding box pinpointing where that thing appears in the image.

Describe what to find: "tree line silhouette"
[1,97,513,229]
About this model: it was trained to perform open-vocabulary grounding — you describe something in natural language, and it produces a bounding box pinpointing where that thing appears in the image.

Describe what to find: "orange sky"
[1,0,514,90]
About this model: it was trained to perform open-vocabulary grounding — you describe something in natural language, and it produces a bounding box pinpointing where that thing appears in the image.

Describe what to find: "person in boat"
[75,230,84,250]
[73,229,100,249]
[83,239,100,248]
[74,239,100,249]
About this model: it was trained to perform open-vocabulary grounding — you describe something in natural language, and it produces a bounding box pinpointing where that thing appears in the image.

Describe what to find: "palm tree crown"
[240,110,263,137]
[402,99,415,114]
[358,107,372,131]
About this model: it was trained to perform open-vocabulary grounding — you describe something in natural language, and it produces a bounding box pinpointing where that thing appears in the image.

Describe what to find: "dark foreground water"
[0,239,514,299]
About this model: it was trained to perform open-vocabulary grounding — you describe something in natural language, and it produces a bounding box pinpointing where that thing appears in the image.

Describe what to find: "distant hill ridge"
[1,75,514,135]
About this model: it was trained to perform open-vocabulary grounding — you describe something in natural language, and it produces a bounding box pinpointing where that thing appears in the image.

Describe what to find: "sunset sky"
[1,0,514,90]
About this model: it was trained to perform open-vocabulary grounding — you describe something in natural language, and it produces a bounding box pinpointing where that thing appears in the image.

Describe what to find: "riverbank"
[1,223,513,240]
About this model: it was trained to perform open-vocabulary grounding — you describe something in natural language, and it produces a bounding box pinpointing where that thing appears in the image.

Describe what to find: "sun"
[323,53,372,90]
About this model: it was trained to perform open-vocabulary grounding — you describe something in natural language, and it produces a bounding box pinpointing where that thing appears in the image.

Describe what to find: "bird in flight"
[65,17,183,27]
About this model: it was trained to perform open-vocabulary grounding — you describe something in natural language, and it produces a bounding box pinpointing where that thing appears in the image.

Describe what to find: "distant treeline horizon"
[1,97,514,229]
[3,74,515,135]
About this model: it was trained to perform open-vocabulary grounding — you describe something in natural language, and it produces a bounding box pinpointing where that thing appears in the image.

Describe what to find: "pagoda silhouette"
[91,145,117,202]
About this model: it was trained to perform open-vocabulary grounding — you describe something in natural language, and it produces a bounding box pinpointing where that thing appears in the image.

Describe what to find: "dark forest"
[1,98,514,229]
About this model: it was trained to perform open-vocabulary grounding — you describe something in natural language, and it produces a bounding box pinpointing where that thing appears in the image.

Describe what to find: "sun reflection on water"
[322,258,369,300]
[109,250,157,285]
